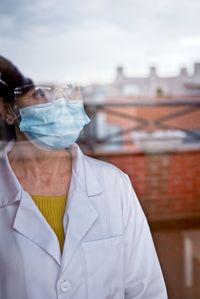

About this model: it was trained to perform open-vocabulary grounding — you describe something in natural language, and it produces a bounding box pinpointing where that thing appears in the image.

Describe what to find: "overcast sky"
[0,0,200,84]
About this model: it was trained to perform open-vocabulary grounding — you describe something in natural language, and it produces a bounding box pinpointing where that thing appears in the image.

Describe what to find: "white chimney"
[115,66,125,83]
[149,66,157,78]
[179,67,188,78]
[193,63,200,77]
[116,66,124,76]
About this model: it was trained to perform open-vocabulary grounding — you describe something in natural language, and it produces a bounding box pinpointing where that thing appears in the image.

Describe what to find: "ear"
[0,98,15,125]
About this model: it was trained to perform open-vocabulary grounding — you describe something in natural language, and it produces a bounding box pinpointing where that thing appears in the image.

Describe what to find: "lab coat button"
[60,280,71,293]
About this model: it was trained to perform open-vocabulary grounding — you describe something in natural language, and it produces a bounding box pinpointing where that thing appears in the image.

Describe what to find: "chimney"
[179,67,188,78]
[193,63,200,77]
[115,66,125,83]
[116,66,124,76]
[149,66,157,78]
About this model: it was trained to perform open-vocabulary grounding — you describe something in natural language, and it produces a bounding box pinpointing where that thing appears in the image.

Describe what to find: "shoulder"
[84,153,133,199]
[85,155,125,175]
[84,154,146,235]
[85,153,142,206]
[85,154,126,179]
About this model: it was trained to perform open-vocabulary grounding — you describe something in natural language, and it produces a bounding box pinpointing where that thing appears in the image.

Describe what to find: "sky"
[0,0,200,85]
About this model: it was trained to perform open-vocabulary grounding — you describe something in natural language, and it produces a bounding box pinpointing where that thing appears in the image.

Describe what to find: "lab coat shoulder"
[85,153,126,178]
[84,154,143,225]
[85,153,131,196]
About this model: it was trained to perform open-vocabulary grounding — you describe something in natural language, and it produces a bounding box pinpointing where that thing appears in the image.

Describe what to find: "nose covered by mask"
[19,97,91,150]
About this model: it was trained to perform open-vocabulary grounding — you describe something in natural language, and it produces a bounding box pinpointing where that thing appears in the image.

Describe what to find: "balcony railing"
[79,98,200,151]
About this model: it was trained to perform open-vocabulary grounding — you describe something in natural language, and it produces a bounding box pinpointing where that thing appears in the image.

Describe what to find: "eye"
[32,88,46,101]
[33,88,45,97]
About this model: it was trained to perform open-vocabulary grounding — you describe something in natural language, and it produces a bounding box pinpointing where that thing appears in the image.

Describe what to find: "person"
[0,55,168,299]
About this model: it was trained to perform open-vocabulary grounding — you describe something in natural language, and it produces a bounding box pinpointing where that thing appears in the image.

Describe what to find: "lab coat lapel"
[61,143,102,270]
[1,142,61,265]
[13,191,61,265]
[61,180,98,270]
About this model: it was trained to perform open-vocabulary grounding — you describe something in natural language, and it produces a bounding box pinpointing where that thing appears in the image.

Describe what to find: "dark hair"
[0,55,33,140]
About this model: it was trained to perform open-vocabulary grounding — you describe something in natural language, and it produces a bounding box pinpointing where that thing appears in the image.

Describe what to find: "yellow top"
[31,195,67,253]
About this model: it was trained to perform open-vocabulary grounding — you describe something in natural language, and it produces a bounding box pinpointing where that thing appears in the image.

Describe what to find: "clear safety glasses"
[14,84,83,108]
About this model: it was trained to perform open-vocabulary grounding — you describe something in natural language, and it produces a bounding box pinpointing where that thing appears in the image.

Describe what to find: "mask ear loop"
[8,103,21,125]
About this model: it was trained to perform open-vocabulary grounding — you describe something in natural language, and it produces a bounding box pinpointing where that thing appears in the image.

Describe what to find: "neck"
[7,130,73,196]
[8,139,72,178]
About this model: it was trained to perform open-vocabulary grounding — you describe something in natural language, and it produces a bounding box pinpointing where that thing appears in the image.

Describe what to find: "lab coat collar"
[69,142,102,197]
[0,141,22,207]
[13,190,62,265]
[0,141,102,207]
[62,143,101,268]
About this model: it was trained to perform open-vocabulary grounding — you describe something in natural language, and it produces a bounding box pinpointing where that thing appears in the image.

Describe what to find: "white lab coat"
[0,141,168,299]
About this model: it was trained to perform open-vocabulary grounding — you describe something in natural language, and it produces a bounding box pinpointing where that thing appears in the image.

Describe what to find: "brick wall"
[87,149,200,222]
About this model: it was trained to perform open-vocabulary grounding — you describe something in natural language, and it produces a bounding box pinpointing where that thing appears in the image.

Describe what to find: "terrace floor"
[152,224,200,299]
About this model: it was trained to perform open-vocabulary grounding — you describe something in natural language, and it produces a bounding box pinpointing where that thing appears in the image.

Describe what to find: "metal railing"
[79,99,200,151]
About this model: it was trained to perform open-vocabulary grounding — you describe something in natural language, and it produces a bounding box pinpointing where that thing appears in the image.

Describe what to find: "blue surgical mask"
[19,97,91,150]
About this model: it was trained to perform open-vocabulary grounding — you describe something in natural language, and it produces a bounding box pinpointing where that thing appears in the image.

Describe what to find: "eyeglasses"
[14,84,83,107]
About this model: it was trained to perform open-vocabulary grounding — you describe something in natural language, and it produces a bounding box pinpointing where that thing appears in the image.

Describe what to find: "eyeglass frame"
[13,84,83,107]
